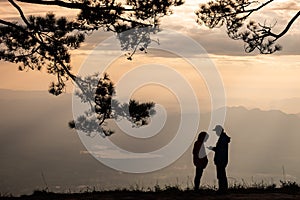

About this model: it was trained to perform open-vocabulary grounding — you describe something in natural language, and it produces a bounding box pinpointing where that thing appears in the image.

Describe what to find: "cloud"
[1,0,299,56]
[80,145,163,160]
[270,1,300,10]
[0,1,78,21]
[159,0,300,56]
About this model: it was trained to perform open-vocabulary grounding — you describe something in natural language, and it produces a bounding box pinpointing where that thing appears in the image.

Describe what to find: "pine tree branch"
[16,0,135,11]
[0,19,24,30]
[272,10,300,40]
[8,0,31,27]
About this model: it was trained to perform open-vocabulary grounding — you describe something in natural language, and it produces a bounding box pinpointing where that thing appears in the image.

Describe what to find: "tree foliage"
[1,0,298,135]
[0,0,183,94]
[69,73,155,137]
[196,0,300,54]
[0,0,183,135]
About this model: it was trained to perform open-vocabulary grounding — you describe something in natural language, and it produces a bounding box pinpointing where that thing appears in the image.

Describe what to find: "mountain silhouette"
[0,89,299,195]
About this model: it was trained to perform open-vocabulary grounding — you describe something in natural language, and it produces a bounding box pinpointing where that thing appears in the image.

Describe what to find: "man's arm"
[207,146,216,151]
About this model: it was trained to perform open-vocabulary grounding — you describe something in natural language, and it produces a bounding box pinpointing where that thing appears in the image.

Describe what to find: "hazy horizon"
[1,89,300,195]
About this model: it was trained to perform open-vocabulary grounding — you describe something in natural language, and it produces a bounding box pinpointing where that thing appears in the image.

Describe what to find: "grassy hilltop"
[2,181,300,200]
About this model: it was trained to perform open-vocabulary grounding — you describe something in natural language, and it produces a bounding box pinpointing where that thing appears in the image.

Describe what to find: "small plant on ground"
[280,180,300,193]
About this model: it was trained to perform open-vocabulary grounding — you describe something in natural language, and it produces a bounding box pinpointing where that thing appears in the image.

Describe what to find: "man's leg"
[216,165,228,192]
[194,167,203,190]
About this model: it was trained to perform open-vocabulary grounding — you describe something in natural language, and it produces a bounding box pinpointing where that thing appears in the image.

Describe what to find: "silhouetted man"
[192,132,209,190]
[208,125,231,193]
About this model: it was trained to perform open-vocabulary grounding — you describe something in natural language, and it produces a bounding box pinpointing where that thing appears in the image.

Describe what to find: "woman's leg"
[194,167,203,190]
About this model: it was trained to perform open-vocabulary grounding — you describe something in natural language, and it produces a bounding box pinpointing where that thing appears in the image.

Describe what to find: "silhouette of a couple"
[192,125,231,193]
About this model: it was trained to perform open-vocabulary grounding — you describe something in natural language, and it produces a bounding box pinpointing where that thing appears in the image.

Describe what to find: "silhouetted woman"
[192,131,209,190]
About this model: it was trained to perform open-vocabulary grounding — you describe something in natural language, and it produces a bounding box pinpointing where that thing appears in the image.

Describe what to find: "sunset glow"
[0,0,300,196]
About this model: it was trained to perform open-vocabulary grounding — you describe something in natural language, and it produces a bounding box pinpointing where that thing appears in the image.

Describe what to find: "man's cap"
[212,125,223,131]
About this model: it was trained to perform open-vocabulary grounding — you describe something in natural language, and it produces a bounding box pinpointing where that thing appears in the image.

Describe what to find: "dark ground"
[1,188,300,200]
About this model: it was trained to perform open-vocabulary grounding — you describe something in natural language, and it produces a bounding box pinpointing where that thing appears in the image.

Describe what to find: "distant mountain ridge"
[0,89,300,195]
[1,88,298,115]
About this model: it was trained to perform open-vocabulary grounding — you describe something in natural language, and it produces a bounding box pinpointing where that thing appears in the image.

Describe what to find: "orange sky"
[0,0,300,113]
